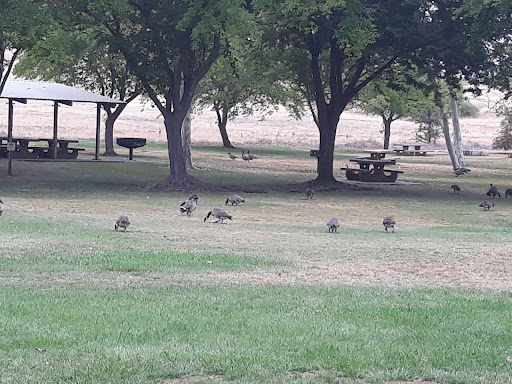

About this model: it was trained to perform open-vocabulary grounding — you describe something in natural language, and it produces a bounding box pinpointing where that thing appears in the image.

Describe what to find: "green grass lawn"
[0,146,511,384]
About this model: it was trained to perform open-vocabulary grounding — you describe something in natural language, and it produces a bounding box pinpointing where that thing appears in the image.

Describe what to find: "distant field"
[0,92,504,149]
[0,146,511,383]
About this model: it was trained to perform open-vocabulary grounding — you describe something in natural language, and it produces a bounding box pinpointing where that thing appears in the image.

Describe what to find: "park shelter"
[0,80,125,174]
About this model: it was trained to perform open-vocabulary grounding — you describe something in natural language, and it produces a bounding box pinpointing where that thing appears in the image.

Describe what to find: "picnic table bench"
[341,150,404,182]
[393,144,432,156]
[0,137,85,159]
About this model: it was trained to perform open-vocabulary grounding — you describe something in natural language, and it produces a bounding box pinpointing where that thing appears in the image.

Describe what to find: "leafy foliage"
[492,106,512,150]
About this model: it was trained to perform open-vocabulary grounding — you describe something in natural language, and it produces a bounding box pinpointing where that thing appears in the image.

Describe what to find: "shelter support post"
[7,99,13,176]
[95,104,101,160]
[53,101,59,159]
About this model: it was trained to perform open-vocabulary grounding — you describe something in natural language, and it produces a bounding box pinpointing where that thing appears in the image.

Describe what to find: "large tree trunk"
[215,107,234,148]
[181,108,193,169]
[450,95,465,167]
[161,110,198,186]
[436,91,459,170]
[382,116,392,149]
[103,104,127,156]
[315,114,338,184]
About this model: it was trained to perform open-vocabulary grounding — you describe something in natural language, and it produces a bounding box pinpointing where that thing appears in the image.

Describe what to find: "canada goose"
[241,151,250,162]
[505,188,512,198]
[0,199,3,216]
[454,167,471,176]
[204,208,232,223]
[228,152,237,160]
[450,184,461,194]
[486,184,501,198]
[383,216,396,232]
[327,218,340,232]
[247,150,257,160]
[225,194,245,206]
[180,199,197,216]
[115,215,130,231]
[305,187,315,199]
[479,200,494,210]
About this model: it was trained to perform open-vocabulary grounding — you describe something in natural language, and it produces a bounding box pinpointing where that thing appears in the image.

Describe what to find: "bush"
[492,110,512,150]
[458,101,479,118]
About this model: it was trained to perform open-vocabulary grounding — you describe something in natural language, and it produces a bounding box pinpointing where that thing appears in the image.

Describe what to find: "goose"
[383,216,396,232]
[479,200,494,210]
[505,188,512,198]
[486,184,501,198]
[450,184,461,194]
[225,194,245,206]
[228,152,237,160]
[204,208,232,223]
[241,151,250,162]
[305,187,315,199]
[247,150,257,160]
[327,218,340,232]
[0,199,3,216]
[180,199,197,216]
[115,215,131,231]
[454,167,471,176]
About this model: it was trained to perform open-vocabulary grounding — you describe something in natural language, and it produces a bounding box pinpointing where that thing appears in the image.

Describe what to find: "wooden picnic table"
[0,136,45,159]
[341,157,404,182]
[37,138,84,159]
[0,137,84,159]
[362,149,396,160]
[393,143,432,156]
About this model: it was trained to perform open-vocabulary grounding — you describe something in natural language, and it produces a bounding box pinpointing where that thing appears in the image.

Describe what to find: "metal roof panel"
[0,81,125,104]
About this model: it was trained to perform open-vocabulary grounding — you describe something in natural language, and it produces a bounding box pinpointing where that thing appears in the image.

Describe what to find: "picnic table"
[37,138,85,159]
[393,143,432,156]
[340,150,404,182]
[0,137,85,159]
[0,136,45,159]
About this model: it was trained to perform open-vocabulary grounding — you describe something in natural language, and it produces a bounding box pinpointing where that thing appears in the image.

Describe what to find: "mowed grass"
[1,147,512,383]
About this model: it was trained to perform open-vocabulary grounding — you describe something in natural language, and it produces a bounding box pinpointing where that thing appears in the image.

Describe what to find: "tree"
[58,0,252,187]
[254,0,465,183]
[14,29,142,156]
[492,105,512,150]
[0,0,51,94]
[356,72,426,149]
[195,41,302,148]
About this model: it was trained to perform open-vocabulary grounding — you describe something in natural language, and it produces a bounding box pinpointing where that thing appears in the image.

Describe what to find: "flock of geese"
[452,183,512,211]
[228,151,257,162]
[0,183,507,233]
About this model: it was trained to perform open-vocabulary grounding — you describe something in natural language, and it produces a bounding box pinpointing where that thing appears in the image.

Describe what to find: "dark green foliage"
[413,104,443,144]
[492,107,512,150]
[458,101,479,118]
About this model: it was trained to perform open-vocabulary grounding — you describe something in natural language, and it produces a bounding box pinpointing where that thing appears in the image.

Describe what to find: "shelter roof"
[0,81,125,104]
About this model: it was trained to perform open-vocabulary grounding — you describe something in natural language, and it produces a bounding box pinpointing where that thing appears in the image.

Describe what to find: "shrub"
[492,108,512,150]
[458,101,479,118]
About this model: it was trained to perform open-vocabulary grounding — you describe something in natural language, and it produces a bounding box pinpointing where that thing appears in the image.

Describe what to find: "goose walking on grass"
[225,194,245,206]
[479,200,494,210]
[115,215,131,231]
[0,199,4,216]
[486,184,501,198]
[327,218,340,232]
[383,216,396,232]
[451,184,461,194]
[305,187,315,200]
[204,208,232,223]
[241,151,250,162]
[247,150,257,160]
[228,152,237,160]
[180,199,197,216]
